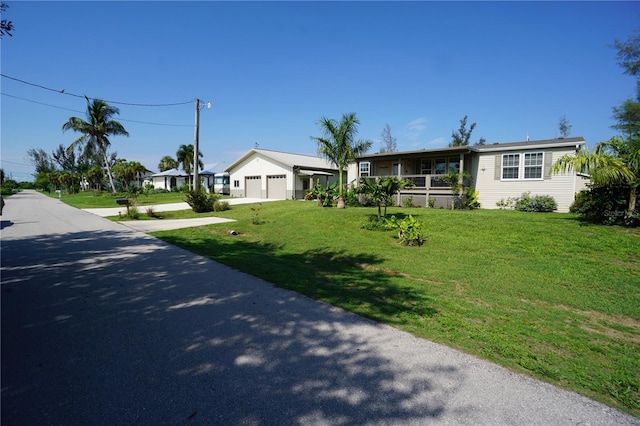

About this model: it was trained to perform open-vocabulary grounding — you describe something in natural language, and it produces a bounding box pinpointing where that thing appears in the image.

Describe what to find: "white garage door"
[245,176,262,198]
[267,175,287,199]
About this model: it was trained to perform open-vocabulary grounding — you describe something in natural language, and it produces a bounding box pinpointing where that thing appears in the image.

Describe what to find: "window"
[500,152,545,180]
[502,154,520,179]
[359,161,370,177]
[524,153,543,179]
[233,180,240,188]
[448,157,460,173]
[420,159,432,175]
[434,158,447,175]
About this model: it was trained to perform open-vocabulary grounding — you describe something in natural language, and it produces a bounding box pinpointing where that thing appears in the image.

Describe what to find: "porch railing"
[363,174,451,189]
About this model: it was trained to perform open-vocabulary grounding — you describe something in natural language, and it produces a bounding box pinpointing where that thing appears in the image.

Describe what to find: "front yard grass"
[47,189,189,208]
[139,201,637,416]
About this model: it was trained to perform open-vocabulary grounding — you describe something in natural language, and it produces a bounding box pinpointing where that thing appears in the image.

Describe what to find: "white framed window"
[502,154,520,180]
[500,152,545,180]
[359,161,370,177]
[233,180,240,188]
[524,153,543,179]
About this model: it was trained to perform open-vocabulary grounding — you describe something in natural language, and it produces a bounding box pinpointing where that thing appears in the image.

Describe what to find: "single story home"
[150,169,216,191]
[225,148,339,199]
[348,137,590,212]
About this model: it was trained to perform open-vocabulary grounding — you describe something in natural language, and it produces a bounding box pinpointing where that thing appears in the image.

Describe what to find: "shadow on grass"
[157,233,438,325]
[2,228,456,425]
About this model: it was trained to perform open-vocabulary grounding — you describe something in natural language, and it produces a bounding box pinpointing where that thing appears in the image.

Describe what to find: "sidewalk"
[83,197,279,232]
[82,197,279,217]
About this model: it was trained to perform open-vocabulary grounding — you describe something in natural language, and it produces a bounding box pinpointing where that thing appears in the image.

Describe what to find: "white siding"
[473,148,579,212]
[227,152,294,199]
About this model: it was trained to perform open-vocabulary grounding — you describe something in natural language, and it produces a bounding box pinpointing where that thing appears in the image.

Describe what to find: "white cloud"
[425,137,447,147]
[403,117,428,141]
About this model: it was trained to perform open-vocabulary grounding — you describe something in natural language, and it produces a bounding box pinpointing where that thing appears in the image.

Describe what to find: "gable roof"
[226,148,337,172]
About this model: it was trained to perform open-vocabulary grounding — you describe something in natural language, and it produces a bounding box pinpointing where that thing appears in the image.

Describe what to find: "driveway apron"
[1,191,638,425]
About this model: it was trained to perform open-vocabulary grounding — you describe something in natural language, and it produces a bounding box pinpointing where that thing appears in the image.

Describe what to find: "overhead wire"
[0,73,194,107]
[2,93,194,127]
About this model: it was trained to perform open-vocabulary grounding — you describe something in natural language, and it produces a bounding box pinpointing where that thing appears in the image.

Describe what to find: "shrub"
[514,192,557,213]
[343,187,361,207]
[185,190,220,213]
[251,204,262,225]
[571,184,634,225]
[496,197,516,209]
[464,187,481,210]
[427,197,436,208]
[213,200,230,212]
[385,215,425,246]
[403,195,414,208]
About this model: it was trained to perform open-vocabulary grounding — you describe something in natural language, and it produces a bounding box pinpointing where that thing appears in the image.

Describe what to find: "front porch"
[355,147,473,209]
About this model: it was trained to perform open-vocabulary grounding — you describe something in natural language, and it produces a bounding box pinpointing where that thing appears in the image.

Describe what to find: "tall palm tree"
[553,137,639,217]
[176,144,203,189]
[158,155,178,172]
[62,97,129,193]
[311,112,372,205]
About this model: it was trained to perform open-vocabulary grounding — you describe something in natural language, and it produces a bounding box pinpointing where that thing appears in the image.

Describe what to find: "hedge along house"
[225,148,340,199]
[349,137,589,212]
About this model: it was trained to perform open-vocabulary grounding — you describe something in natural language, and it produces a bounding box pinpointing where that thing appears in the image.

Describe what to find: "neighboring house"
[225,148,339,199]
[349,137,588,212]
[151,169,190,191]
[151,169,217,191]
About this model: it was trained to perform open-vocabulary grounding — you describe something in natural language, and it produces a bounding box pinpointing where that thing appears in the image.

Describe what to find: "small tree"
[558,115,572,138]
[380,124,397,153]
[356,176,413,219]
[449,115,477,147]
[311,112,372,206]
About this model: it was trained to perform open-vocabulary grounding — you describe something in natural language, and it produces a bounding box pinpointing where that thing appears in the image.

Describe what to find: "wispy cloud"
[425,137,447,147]
[403,117,428,141]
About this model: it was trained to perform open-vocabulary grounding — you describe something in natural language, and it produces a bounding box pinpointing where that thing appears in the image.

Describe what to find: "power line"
[0,73,194,107]
[2,93,193,127]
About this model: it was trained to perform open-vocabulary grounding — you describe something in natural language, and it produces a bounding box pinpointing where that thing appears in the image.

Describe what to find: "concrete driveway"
[1,191,638,425]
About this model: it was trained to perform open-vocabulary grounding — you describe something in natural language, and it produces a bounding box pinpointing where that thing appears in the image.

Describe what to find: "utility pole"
[193,98,201,191]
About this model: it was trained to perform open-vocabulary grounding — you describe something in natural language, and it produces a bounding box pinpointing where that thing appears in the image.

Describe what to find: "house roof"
[470,137,586,153]
[225,148,338,172]
[151,168,189,177]
[356,137,586,160]
[358,145,471,160]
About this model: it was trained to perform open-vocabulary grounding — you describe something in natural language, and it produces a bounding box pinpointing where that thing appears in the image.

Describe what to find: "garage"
[267,175,287,199]
[245,176,262,198]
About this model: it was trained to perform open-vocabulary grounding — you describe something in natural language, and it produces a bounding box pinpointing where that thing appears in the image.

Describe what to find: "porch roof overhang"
[297,169,334,176]
[357,146,471,161]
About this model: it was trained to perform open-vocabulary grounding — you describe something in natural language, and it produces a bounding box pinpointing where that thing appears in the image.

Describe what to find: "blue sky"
[1,1,638,181]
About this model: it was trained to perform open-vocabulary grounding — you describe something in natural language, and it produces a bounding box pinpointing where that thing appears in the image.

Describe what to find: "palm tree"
[311,112,372,207]
[158,155,178,172]
[62,97,129,193]
[176,144,203,189]
[553,137,639,217]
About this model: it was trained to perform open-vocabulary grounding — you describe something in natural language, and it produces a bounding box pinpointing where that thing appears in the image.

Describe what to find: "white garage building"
[226,148,339,200]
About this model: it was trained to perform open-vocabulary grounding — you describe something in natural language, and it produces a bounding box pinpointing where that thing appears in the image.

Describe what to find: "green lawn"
[49,190,189,208]
[73,195,640,416]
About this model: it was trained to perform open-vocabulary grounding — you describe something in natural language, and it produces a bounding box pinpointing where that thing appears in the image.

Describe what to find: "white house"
[225,148,339,199]
[350,137,589,212]
[151,169,217,191]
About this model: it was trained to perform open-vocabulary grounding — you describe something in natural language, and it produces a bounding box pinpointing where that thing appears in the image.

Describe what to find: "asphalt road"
[1,190,638,425]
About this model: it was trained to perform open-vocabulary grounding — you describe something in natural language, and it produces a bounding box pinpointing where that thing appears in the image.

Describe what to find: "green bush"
[385,215,425,246]
[514,192,557,212]
[464,187,481,210]
[213,200,230,212]
[571,184,634,225]
[185,190,220,213]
